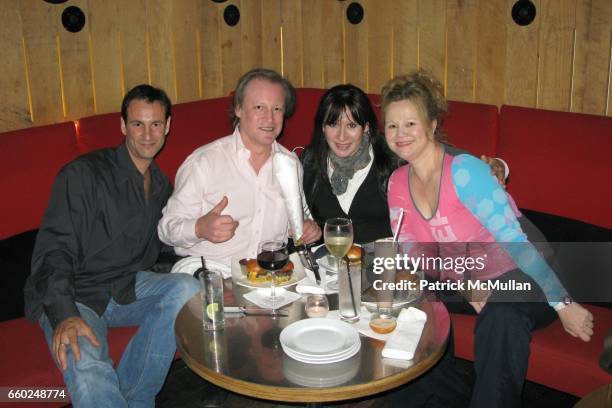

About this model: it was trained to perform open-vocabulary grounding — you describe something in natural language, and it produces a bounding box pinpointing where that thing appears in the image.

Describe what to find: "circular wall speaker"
[61,6,86,33]
[346,2,364,25]
[223,5,240,27]
[511,0,536,26]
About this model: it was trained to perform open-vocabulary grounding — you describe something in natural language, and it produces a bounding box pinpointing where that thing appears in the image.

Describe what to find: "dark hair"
[121,84,172,122]
[229,68,296,127]
[381,70,448,142]
[301,84,400,205]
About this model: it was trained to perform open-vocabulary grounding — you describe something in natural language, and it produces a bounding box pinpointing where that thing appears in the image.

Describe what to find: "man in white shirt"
[158,69,321,266]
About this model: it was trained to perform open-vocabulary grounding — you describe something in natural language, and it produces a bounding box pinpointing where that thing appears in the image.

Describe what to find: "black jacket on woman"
[302,151,392,244]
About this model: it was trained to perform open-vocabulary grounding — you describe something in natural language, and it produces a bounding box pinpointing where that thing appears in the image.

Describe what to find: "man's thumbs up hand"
[210,195,229,215]
[195,196,239,243]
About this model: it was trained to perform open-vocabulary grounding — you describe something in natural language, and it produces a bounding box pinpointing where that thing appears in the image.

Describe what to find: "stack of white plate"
[283,352,361,387]
[280,319,361,364]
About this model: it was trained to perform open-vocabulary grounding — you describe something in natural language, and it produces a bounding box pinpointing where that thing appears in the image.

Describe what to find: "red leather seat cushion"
[77,97,233,184]
[451,304,612,396]
[282,88,326,152]
[0,318,138,407]
[498,105,612,228]
[157,97,233,183]
[0,123,78,239]
[444,101,498,157]
[76,112,123,155]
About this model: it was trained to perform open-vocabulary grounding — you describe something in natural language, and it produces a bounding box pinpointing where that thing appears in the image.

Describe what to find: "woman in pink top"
[382,71,594,407]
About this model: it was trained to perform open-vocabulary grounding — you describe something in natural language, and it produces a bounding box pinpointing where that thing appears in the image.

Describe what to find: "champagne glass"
[324,218,354,291]
[257,240,289,309]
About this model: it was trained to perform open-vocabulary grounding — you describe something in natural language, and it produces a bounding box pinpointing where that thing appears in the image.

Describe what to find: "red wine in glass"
[256,240,288,308]
[257,250,289,271]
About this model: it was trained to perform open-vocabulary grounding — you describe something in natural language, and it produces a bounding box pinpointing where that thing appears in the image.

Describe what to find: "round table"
[174,281,450,404]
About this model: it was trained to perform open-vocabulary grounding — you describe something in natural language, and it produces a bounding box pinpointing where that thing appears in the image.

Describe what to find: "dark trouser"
[468,269,557,408]
[389,269,557,408]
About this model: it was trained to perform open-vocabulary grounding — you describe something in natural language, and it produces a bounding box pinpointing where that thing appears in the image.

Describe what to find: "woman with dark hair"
[301,84,398,244]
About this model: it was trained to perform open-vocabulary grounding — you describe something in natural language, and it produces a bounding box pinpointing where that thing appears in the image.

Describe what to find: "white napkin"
[381,307,427,360]
[243,287,301,309]
[273,151,304,241]
[295,268,338,295]
[170,256,231,279]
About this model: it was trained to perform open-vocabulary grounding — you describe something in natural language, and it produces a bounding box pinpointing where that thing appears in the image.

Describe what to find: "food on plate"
[346,245,362,265]
[245,259,294,284]
[274,260,294,283]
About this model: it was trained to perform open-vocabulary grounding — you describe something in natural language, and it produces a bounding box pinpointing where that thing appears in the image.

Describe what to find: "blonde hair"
[381,70,448,142]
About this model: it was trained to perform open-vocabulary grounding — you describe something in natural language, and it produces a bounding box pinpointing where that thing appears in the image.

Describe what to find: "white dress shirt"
[158,127,304,266]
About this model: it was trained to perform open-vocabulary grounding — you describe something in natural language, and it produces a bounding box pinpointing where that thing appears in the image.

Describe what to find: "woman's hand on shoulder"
[557,302,594,342]
[480,155,506,188]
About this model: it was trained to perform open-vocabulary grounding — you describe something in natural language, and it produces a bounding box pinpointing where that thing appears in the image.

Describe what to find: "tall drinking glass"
[257,240,289,309]
[324,218,359,321]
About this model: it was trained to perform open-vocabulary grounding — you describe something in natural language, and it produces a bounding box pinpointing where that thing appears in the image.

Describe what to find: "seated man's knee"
[71,336,110,367]
[166,273,200,304]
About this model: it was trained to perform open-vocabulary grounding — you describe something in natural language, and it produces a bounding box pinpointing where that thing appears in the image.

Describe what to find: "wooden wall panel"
[19,0,64,125]
[87,0,122,114]
[0,0,30,131]
[59,0,94,121]
[219,2,242,95]
[201,1,223,98]
[280,0,303,86]
[504,0,540,107]
[475,0,507,107]
[172,0,202,103]
[301,0,324,88]
[537,0,576,111]
[344,1,368,90]
[367,0,393,93]
[147,0,175,98]
[261,0,282,74]
[1,1,611,134]
[417,0,446,91]
[239,0,263,74]
[119,0,149,91]
[446,0,478,101]
[393,0,418,78]
[321,0,343,88]
[572,0,611,115]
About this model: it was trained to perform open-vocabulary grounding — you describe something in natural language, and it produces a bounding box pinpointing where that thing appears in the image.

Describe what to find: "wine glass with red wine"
[257,240,289,308]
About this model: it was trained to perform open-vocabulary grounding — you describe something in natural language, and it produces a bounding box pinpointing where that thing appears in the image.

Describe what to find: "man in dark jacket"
[24,84,199,407]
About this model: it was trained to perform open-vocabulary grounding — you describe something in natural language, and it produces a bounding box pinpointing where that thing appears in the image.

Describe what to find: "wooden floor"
[155,358,579,408]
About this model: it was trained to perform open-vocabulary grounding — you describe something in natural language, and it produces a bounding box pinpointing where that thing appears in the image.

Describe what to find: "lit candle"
[306,305,328,318]
[305,294,329,318]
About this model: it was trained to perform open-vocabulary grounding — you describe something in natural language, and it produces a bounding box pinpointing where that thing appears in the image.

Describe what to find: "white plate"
[283,341,361,363]
[280,318,360,358]
[284,342,361,365]
[283,352,361,386]
[171,257,231,278]
[231,253,306,289]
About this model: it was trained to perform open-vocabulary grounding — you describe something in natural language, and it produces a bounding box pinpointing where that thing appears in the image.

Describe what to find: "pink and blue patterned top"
[387,150,567,308]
